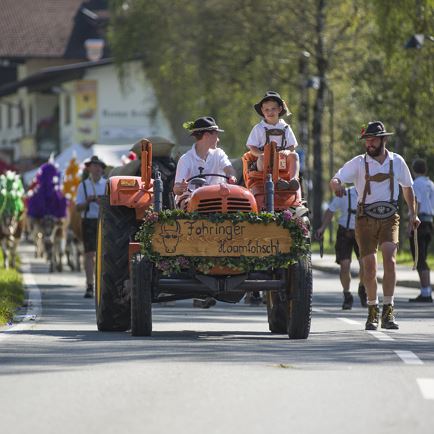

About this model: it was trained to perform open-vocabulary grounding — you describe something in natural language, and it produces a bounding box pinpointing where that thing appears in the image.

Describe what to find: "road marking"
[0,260,41,341]
[367,330,395,341]
[417,379,434,400]
[394,350,423,365]
[337,317,361,326]
[312,308,327,313]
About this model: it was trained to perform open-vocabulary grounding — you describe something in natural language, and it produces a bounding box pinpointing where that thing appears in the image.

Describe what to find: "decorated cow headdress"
[27,161,67,219]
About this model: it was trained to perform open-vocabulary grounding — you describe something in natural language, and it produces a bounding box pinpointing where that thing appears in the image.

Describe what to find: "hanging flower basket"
[135,209,310,275]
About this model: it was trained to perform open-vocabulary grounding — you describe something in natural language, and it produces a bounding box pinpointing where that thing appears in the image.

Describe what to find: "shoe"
[381,304,399,330]
[365,304,379,330]
[276,178,300,191]
[193,297,216,309]
[408,294,433,303]
[84,285,94,299]
[358,284,367,307]
[342,292,353,310]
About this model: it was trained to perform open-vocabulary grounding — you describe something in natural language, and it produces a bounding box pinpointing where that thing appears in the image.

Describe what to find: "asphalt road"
[1,244,434,434]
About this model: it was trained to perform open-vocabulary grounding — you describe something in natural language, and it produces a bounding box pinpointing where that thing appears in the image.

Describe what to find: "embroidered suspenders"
[357,155,398,219]
[263,125,288,149]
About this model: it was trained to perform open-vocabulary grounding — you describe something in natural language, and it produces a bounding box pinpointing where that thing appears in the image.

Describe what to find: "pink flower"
[283,210,293,221]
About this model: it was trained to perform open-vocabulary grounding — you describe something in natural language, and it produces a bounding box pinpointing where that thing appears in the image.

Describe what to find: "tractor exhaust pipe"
[265,173,274,213]
[154,171,163,212]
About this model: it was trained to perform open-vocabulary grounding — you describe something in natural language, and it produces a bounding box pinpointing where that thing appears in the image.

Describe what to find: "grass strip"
[0,252,25,325]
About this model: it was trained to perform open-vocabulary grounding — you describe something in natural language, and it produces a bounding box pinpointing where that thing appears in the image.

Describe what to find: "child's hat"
[254,91,290,117]
[183,116,224,135]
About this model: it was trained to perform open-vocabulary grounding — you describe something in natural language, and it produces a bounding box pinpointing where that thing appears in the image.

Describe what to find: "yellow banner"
[151,219,291,257]
[74,80,98,144]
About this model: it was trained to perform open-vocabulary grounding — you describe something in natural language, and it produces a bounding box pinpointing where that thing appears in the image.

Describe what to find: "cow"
[0,212,23,269]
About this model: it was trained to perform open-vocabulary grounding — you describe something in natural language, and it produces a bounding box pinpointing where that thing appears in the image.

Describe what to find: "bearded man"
[329,121,420,331]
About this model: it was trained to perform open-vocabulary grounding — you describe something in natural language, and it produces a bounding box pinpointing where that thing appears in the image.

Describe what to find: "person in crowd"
[329,121,420,330]
[75,156,107,298]
[316,186,366,309]
[408,158,434,302]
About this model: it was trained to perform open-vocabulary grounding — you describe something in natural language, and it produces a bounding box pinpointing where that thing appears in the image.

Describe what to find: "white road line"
[337,317,362,326]
[0,260,41,341]
[417,379,434,400]
[394,350,423,365]
[367,330,395,341]
[312,308,327,313]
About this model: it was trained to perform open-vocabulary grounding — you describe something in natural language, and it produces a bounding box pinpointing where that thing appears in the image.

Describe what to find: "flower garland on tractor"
[135,209,310,275]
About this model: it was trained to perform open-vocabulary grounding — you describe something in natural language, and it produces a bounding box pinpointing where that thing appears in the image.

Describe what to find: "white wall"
[85,61,175,144]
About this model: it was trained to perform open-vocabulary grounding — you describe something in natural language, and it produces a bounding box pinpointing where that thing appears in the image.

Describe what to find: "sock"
[383,295,394,305]
[367,299,378,306]
[421,286,432,297]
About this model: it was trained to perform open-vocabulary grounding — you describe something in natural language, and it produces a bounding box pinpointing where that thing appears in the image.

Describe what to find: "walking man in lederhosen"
[329,121,420,330]
[315,186,366,310]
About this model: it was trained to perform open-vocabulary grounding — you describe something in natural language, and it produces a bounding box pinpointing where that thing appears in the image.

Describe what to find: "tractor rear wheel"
[131,256,153,337]
[95,195,139,331]
[287,253,312,339]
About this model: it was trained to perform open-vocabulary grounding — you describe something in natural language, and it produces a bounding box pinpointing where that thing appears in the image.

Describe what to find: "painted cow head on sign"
[159,221,181,254]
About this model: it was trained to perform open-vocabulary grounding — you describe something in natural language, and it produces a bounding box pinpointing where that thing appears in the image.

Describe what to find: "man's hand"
[173,180,188,195]
[315,227,325,241]
[228,176,237,185]
[330,178,346,197]
[409,214,421,231]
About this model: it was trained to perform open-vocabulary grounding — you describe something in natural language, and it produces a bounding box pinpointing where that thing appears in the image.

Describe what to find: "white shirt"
[246,119,298,150]
[175,144,232,186]
[328,186,358,229]
[334,151,413,204]
[413,176,434,216]
[76,177,107,218]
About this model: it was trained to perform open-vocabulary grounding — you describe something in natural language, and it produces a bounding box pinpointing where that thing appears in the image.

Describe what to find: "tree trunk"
[311,0,327,231]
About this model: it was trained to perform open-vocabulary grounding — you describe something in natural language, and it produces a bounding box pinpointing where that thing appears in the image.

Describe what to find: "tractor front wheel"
[131,256,153,337]
[287,254,312,339]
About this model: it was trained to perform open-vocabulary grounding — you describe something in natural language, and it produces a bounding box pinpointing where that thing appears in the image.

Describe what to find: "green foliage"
[135,209,309,275]
[108,0,434,175]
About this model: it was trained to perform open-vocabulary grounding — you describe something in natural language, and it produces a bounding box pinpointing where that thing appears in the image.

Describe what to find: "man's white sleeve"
[327,196,341,213]
[75,182,86,206]
[397,156,413,188]
[334,157,359,184]
[174,156,190,184]
[219,149,232,169]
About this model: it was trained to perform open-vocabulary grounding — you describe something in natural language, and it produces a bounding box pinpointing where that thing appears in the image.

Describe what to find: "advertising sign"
[74,80,98,144]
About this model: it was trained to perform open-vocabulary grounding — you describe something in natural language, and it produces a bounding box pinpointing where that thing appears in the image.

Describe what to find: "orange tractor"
[95,139,312,339]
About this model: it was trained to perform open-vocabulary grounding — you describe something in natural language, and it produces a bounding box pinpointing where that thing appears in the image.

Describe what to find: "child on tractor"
[245,91,300,192]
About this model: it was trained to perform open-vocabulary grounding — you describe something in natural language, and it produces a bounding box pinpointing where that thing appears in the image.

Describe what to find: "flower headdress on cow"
[62,154,81,201]
[26,157,67,219]
[0,171,24,217]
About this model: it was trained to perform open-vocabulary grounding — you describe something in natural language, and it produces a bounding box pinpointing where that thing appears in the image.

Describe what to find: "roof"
[0,58,114,97]
[0,0,109,59]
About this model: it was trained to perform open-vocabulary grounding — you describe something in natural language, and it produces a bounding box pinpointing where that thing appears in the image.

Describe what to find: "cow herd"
[0,161,83,273]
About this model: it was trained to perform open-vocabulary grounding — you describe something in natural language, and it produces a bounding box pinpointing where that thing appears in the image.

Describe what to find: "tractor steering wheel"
[185,173,230,192]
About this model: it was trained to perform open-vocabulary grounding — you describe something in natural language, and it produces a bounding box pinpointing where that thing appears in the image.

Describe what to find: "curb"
[311,263,419,289]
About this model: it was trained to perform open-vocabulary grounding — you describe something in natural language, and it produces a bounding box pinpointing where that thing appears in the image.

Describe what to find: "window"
[7,103,12,129]
[29,104,33,133]
[64,94,71,125]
